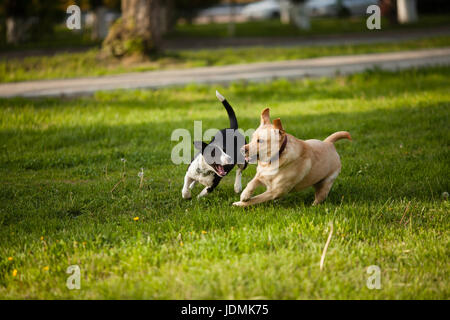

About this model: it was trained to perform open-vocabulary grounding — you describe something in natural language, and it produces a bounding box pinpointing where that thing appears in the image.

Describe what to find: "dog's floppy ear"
[273,118,285,133]
[194,141,208,152]
[260,108,271,125]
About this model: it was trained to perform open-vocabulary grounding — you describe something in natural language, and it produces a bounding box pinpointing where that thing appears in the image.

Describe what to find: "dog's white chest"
[187,156,215,187]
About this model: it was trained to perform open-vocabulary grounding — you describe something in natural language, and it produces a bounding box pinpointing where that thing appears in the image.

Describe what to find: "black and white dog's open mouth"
[212,163,226,177]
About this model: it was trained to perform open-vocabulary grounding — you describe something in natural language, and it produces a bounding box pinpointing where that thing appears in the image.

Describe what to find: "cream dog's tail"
[324,131,352,144]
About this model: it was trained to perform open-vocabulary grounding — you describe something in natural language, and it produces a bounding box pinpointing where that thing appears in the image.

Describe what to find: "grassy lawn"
[1,35,450,83]
[168,15,450,38]
[2,15,448,51]
[0,66,448,299]
[0,25,101,52]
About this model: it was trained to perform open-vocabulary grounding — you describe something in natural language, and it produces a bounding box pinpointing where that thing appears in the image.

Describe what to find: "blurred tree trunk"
[103,0,163,58]
[91,6,109,40]
[280,0,291,24]
[281,0,309,30]
[380,0,398,24]
[91,0,109,40]
[397,0,418,24]
[6,18,26,44]
[292,2,310,30]
[228,0,235,37]
[5,0,29,44]
[160,0,175,34]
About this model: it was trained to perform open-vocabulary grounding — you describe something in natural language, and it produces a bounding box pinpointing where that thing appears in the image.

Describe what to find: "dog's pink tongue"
[218,166,226,176]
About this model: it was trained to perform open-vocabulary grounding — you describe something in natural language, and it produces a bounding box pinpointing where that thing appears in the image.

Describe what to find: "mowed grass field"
[2,36,450,83]
[0,67,449,299]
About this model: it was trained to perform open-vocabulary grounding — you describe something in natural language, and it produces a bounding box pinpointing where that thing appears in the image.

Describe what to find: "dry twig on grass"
[320,222,334,271]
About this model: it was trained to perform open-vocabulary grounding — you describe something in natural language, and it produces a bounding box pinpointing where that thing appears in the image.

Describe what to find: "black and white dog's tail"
[216,90,238,130]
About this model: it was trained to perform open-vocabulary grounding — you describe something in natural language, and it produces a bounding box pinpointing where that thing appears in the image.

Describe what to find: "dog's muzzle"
[241,145,257,163]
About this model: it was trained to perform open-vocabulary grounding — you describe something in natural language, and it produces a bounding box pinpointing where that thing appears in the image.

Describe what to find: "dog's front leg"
[239,177,262,202]
[189,180,197,189]
[234,165,244,193]
[233,190,278,207]
[182,175,194,199]
[197,176,221,199]
[197,187,210,198]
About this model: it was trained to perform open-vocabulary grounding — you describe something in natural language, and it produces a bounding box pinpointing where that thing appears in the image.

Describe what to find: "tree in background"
[280,0,309,30]
[102,0,166,58]
[102,0,222,58]
[1,0,63,44]
[174,0,221,25]
[380,0,421,25]
[380,0,398,24]
[87,0,120,40]
[397,0,418,24]
[3,0,28,44]
[90,0,106,40]
[0,0,122,45]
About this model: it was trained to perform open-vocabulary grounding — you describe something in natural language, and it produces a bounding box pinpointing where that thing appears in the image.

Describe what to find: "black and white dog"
[182,91,248,199]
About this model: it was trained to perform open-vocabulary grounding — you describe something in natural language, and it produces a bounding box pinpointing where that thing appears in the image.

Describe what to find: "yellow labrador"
[233,108,351,207]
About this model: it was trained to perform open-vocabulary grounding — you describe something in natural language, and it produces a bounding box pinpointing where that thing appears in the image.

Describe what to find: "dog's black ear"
[194,141,208,152]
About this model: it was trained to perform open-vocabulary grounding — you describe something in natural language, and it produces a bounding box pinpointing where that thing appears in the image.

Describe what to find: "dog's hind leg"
[234,164,245,193]
[313,170,339,205]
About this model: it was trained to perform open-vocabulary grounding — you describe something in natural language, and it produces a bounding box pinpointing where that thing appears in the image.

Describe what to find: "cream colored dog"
[233,108,351,207]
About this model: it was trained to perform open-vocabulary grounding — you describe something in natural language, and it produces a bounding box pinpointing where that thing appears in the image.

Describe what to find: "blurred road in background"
[1,47,449,98]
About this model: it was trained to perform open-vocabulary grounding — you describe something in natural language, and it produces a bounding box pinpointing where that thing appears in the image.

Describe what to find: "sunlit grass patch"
[0,67,448,299]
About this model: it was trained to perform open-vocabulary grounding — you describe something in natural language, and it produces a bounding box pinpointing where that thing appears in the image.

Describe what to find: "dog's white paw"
[233,201,247,207]
[240,192,251,202]
[234,183,242,194]
[182,190,192,199]
[197,188,209,199]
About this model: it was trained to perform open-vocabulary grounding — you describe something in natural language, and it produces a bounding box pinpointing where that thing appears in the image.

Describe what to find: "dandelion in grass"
[133,217,139,221]
[12,269,17,277]
[138,168,144,189]
[43,266,49,272]
[201,230,207,234]
[8,257,13,261]
[111,158,128,193]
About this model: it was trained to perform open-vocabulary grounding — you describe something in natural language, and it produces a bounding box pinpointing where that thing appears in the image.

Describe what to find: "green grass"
[169,15,450,38]
[2,15,448,52]
[0,25,101,52]
[1,36,450,83]
[0,66,449,299]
